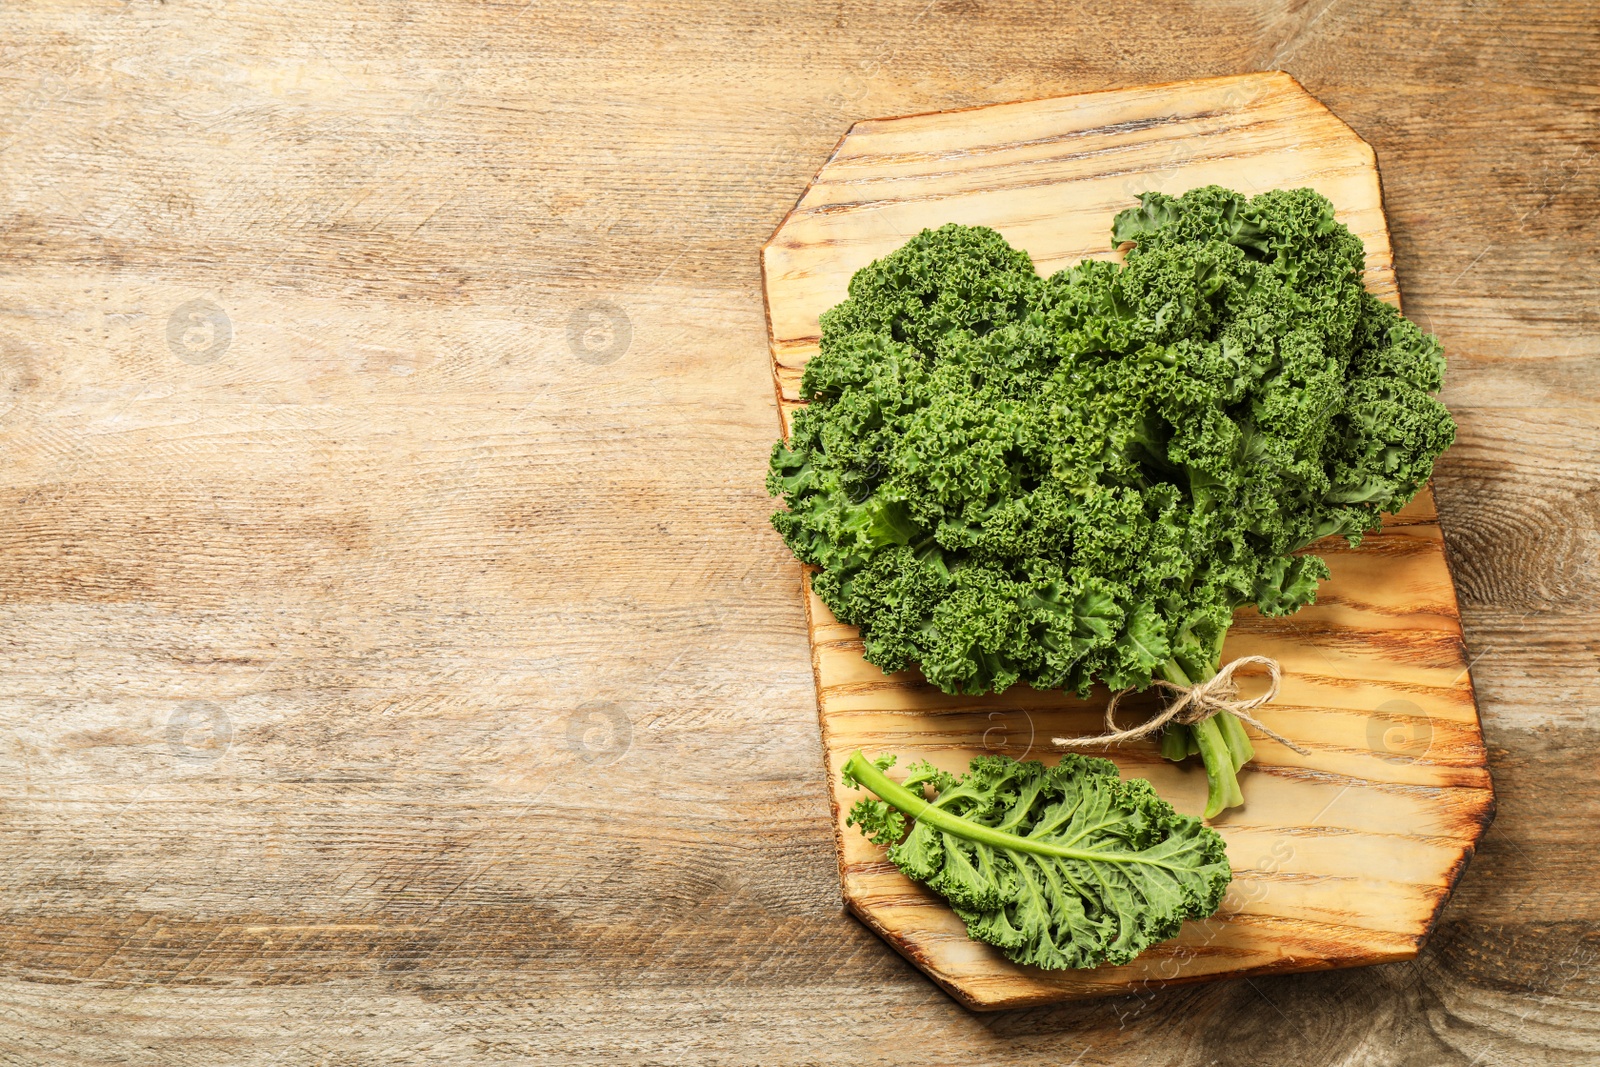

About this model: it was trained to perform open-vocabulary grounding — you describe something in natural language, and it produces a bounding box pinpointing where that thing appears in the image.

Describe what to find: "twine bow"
[1051,655,1308,755]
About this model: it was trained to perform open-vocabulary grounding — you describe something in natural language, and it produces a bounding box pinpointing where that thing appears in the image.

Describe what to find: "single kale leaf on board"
[768,186,1456,817]
[842,751,1231,969]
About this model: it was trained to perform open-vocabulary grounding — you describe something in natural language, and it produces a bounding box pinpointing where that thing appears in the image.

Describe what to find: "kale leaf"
[770,187,1456,816]
[842,751,1230,969]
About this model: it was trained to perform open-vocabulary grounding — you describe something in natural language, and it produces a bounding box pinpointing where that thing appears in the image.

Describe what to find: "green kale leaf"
[842,751,1230,969]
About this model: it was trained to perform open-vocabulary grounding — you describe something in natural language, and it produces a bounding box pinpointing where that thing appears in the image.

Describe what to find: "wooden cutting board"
[760,71,1495,1011]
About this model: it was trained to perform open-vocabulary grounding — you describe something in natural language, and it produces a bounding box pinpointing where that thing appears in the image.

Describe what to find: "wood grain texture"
[762,72,1494,1009]
[0,1,1595,1063]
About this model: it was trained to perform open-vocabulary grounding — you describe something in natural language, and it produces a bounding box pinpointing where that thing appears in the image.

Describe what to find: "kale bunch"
[769,186,1455,816]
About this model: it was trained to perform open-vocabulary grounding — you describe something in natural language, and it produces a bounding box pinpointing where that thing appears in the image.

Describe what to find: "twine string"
[1050,655,1308,755]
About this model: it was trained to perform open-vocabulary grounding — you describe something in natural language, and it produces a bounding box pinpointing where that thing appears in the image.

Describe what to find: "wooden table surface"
[0,2,1594,1064]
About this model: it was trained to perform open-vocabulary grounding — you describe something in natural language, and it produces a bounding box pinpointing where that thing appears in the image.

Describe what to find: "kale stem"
[1156,658,1193,763]
[1159,659,1194,687]
[1218,711,1256,770]
[841,751,1179,866]
[1160,724,1190,761]
[1192,717,1237,819]
[1163,652,1247,818]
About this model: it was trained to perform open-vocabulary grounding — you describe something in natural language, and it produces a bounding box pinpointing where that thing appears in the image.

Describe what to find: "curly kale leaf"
[770,186,1456,817]
[842,751,1230,969]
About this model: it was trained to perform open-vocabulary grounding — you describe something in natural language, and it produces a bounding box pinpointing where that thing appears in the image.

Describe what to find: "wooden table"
[0,2,1593,1063]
